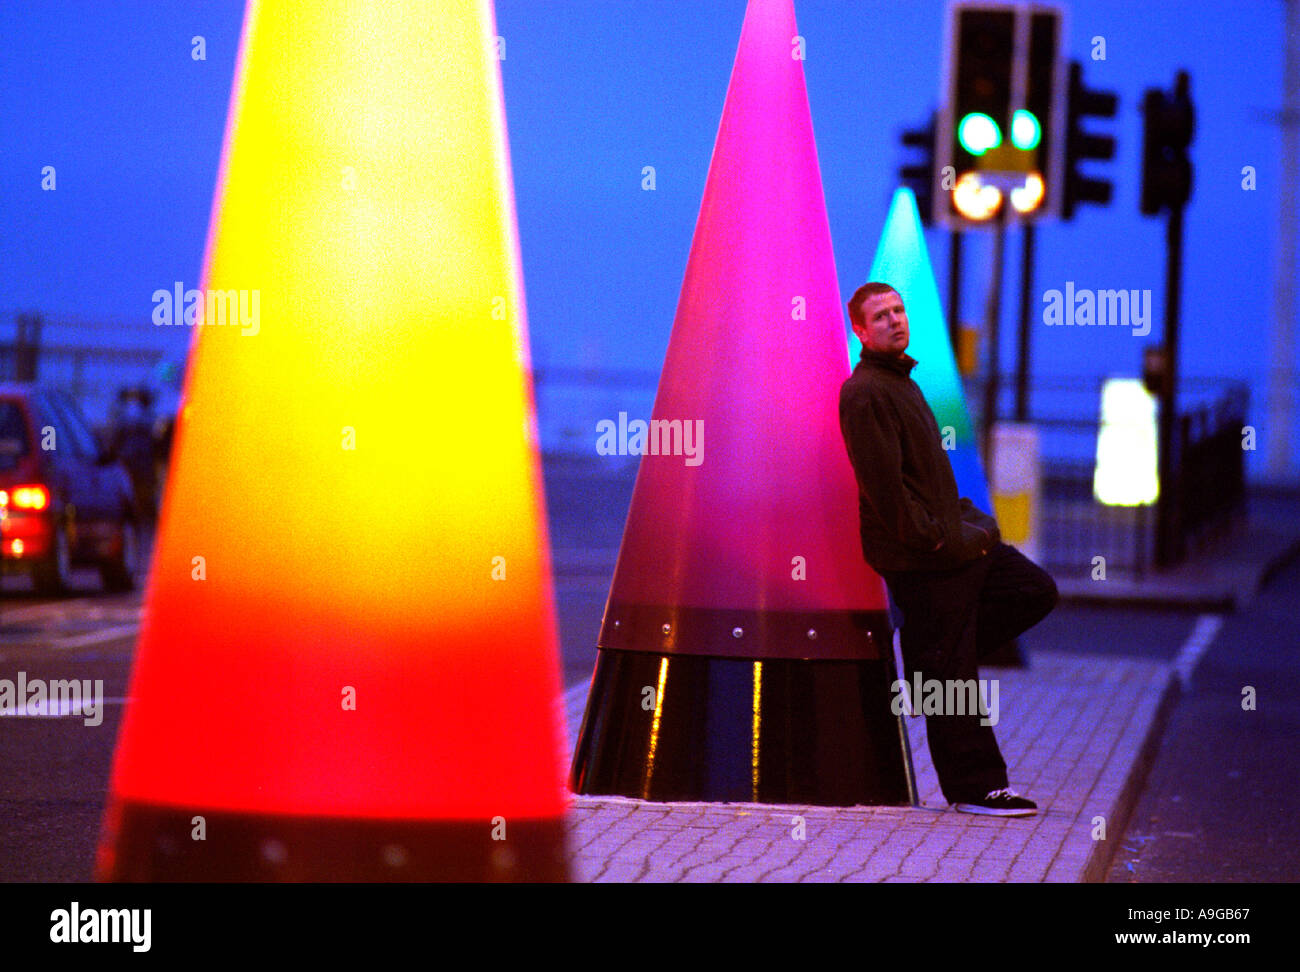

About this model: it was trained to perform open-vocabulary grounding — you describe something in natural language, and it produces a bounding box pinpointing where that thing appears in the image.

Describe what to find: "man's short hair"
[847,281,900,331]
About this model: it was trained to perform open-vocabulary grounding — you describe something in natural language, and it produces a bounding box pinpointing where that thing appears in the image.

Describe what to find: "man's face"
[853,289,909,356]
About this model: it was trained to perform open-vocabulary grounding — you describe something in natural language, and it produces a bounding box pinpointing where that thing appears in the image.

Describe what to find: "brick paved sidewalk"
[560,651,1175,882]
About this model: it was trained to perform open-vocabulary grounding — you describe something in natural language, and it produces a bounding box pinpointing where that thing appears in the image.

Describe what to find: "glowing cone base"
[570,642,914,806]
[98,803,566,882]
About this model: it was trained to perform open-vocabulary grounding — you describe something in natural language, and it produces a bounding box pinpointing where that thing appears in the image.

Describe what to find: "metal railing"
[0,313,165,424]
[533,368,1251,577]
[966,374,1249,575]
[1169,383,1249,561]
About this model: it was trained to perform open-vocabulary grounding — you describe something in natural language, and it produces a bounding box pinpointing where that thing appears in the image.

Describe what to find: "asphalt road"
[0,579,139,882]
[1103,555,1300,882]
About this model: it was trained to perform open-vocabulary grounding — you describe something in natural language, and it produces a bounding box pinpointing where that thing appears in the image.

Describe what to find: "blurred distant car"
[0,384,138,594]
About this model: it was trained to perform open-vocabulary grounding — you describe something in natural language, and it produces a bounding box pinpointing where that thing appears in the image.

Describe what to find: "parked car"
[0,384,138,594]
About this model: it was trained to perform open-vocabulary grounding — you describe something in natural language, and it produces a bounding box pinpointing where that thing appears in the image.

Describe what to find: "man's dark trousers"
[881,542,1059,804]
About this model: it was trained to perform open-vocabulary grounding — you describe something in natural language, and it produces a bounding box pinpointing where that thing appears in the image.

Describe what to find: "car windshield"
[0,400,31,471]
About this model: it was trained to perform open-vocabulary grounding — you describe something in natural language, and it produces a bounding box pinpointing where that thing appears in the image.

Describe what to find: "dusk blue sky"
[1,1,1293,475]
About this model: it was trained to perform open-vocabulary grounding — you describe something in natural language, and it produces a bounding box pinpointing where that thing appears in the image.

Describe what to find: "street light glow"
[1094,379,1160,505]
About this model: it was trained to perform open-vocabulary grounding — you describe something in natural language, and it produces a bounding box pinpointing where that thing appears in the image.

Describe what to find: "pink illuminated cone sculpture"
[570,0,914,806]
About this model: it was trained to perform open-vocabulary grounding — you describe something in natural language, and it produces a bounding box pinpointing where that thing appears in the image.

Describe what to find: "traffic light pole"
[1150,69,1192,569]
[1014,222,1036,421]
[1155,196,1186,568]
[981,206,1008,465]
[949,229,964,353]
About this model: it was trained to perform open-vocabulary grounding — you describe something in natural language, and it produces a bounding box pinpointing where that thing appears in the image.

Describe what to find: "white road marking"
[562,680,593,747]
[564,681,587,707]
[52,624,140,651]
[0,597,102,624]
[1173,614,1224,690]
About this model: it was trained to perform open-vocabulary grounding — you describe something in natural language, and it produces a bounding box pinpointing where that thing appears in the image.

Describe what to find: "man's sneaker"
[953,787,1038,817]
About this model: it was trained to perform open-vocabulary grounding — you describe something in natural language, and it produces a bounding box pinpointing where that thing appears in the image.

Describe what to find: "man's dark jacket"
[839,348,1000,573]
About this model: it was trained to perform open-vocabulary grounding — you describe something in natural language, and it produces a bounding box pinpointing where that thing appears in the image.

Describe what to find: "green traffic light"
[957,112,1001,156]
[1012,109,1041,150]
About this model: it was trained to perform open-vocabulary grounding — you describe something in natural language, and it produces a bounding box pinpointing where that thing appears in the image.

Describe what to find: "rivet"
[491,845,518,872]
[260,839,287,865]
[807,629,817,639]
[612,620,620,629]
[661,623,671,635]
[732,627,743,638]
[381,844,408,868]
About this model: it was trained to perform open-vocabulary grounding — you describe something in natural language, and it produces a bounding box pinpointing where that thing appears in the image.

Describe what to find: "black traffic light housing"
[1140,71,1194,215]
[1062,60,1117,220]
[899,112,938,226]
[937,3,1064,227]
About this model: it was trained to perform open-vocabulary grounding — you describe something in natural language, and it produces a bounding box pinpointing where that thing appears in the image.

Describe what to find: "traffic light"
[937,2,1064,227]
[1062,60,1118,220]
[1140,71,1194,215]
[898,112,937,226]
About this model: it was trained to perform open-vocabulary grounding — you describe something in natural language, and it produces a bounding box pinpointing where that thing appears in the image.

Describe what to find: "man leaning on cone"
[838,281,1059,817]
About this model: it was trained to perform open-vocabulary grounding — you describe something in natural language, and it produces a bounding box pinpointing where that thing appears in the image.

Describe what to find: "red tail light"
[1,484,50,511]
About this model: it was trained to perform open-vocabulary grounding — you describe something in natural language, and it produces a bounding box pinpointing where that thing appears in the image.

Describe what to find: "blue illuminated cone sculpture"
[854,187,992,511]
[569,0,915,807]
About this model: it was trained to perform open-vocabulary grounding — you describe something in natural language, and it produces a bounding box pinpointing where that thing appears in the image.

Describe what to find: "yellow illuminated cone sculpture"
[97,0,568,881]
